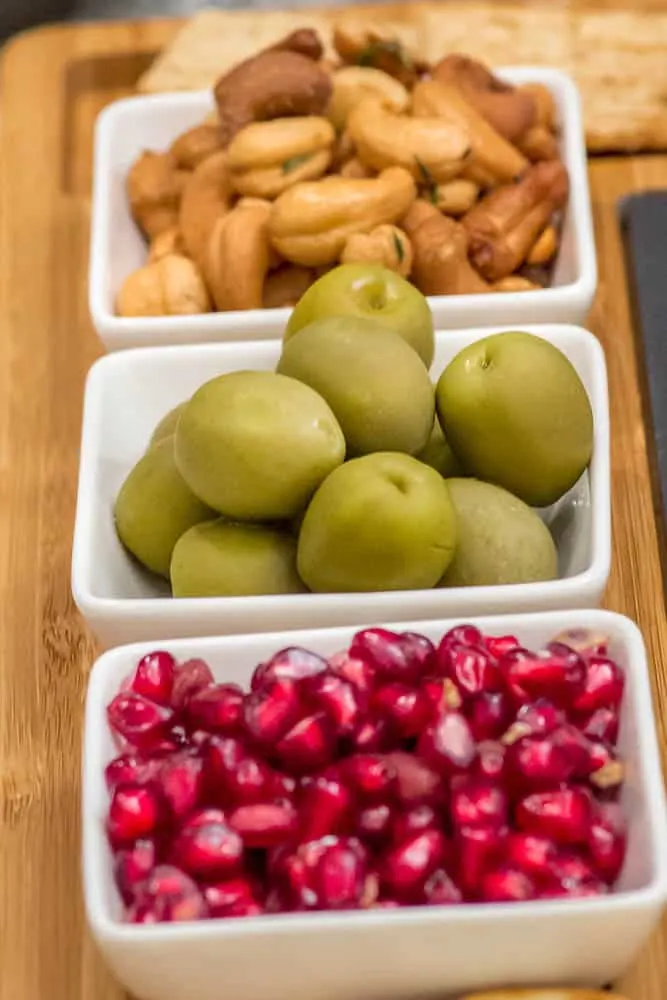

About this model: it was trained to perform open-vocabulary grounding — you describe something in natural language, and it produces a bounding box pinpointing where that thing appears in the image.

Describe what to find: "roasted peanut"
[148,226,188,263]
[328,66,410,130]
[402,200,490,296]
[262,264,314,308]
[340,224,413,277]
[492,275,542,292]
[432,179,480,216]
[348,97,470,184]
[269,166,416,267]
[527,223,558,265]
[116,254,211,316]
[433,55,536,143]
[205,198,272,311]
[178,150,231,270]
[170,123,225,170]
[227,116,335,198]
[412,79,527,186]
[126,151,187,240]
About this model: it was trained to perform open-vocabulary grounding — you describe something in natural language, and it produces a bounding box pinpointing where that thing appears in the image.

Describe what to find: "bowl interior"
[77,326,602,602]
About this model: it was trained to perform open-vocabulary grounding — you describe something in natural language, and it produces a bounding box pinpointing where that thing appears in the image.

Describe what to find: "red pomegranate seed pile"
[103,627,627,923]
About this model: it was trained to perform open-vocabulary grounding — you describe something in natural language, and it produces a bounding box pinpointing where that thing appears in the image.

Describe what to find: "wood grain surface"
[0,8,665,1000]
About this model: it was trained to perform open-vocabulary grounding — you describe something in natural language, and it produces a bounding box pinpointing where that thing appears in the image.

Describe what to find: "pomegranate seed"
[356,803,393,846]
[482,865,537,902]
[349,628,422,683]
[473,741,508,783]
[386,752,441,805]
[506,734,578,790]
[105,752,158,790]
[588,743,624,791]
[203,877,259,917]
[170,813,243,879]
[228,802,298,848]
[380,830,446,900]
[107,785,160,847]
[441,624,483,648]
[509,699,566,740]
[468,692,512,741]
[349,716,390,753]
[251,647,327,691]
[114,839,156,903]
[134,865,208,921]
[588,803,627,884]
[106,693,174,749]
[328,651,376,696]
[344,754,396,800]
[186,807,227,827]
[505,832,557,881]
[581,707,619,745]
[552,628,608,657]
[305,672,361,734]
[418,711,477,775]
[400,632,436,674]
[422,676,462,713]
[276,713,335,774]
[553,724,596,777]
[371,683,430,738]
[450,781,508,829]
[298,773,352,841]
[392,804,439,843]
[484,634,520,658]
[423,868,463,904]
[313,837,368,909]
[244,678,302,744]
[503,645,585,708]
[545,851,602,892]
[439,643,503,698]
[126,901,159,923]
[156,751,204,820]
[185,683,244,734]
[205,737,273,806]
[516,788,592,845]
[271,772,297,801]
[574,655,624,713]
[541,880,607,899]
[129,651,176,705]
[172,659,215,709]
[456,824,508,898]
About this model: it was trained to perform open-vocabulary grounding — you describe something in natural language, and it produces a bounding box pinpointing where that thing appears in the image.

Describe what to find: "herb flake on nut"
[357,40,413,70]
[392,232,405,264]
[282,153,312,174]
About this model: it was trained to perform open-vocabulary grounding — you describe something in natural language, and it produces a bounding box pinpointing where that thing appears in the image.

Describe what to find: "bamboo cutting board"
[0,7,666,1000]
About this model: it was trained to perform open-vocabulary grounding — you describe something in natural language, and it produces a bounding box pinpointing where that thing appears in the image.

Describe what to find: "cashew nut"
[205,198,272,311]
[178,150,231,270]
[262,264,314,308]
[170,123,225,170]
[433,55,536,143]
[493,275,542,293]
[411,79,527,186]
[148,226,188,263]
[116,254,211,317]
[518,82,558,131]
[330,129,356,171]
[402,200,490,296]
[432,179,480,217]
[340,157,374,179]
[268,166,417,267]
[332,17,425,87]
[328,66,410,130]
[518,125,560,163]
[348,97,470,184]
[214,49,332,146]
[227,117,335,199]
[126,151,188,240]
[526,223,558,265]
[340,224,413,278]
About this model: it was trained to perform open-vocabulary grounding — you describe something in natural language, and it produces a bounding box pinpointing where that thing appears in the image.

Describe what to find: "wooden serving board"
[0,9,665,1000]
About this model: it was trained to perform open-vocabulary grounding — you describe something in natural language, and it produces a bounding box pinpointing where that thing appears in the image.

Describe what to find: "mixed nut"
[104,623,627,923]
[117,23,568,317]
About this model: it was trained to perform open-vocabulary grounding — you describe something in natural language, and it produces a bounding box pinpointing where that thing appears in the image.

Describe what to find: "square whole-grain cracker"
[136,2,667,152]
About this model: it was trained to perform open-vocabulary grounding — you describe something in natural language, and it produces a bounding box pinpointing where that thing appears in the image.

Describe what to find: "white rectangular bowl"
[89,68,597,353]
[71,324,610,649]
[82,609,667,1000]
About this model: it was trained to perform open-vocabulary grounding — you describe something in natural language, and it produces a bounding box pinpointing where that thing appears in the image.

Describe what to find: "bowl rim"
[88,66,597,341]
[82,608,667,945]
[70,323,611,616]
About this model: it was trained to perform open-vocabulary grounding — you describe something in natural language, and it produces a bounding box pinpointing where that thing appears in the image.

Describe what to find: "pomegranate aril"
[171,659,215,709]
[400,632,436,674]
[305,672,361,734]
[392,804,439,843]
[456,824,507,897]
[508,699,566,740]
[588,743,624,791]
[581,707,619,745]
[205,737,273,806]
[484,634,520,659]
[472,741,508,783]
[134,865,208,921]
[468,692,511,741]
[127,901,159,923]
[186,807,227,827]
[451,781,508,829]
[129,651,176,706]
[505,832,557,881]
[107,784,160,847]
[350,716,390,753]
[552,628,608,657]
[328,651,376,696]
[203,877,259,917]
[344,754,396,801]
[349,628,421,683]
[105,752,158,791]
[418,711,477,775]
[185,683,244,735]
[440,643,503,698]
[506,734,577,790]
[244,678,301,744]
[371,682,430,738]
[482,865,537,902]
[170,813,243,879]
[546,851,601,892]
[313,837,368,910]
[588,803,627,884]
[228,802,297,848]
[114,839,157,903]
[251,647,327,691]
[503,645,585,708]
[574,654,624,714]
[516,788,592,846]
[441,624,483,648]
[298,774,352,841]
[106,693,174,749]
[276,713,335,774]
[157,751,204,820]
[421,676,461,713]
[423,868,463,904]
[356,803,393,846]
[380,829,446,900]
[386,752,441,805]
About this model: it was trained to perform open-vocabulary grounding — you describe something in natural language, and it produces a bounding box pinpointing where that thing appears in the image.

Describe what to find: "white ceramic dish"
[89,68,597,353]
[71,323,610,649]
[82,609,667,1000]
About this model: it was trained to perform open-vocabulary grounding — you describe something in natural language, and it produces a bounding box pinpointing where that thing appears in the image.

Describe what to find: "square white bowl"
[83,609,667,1000]
[89,68,597,353]
[71,323,610,649]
